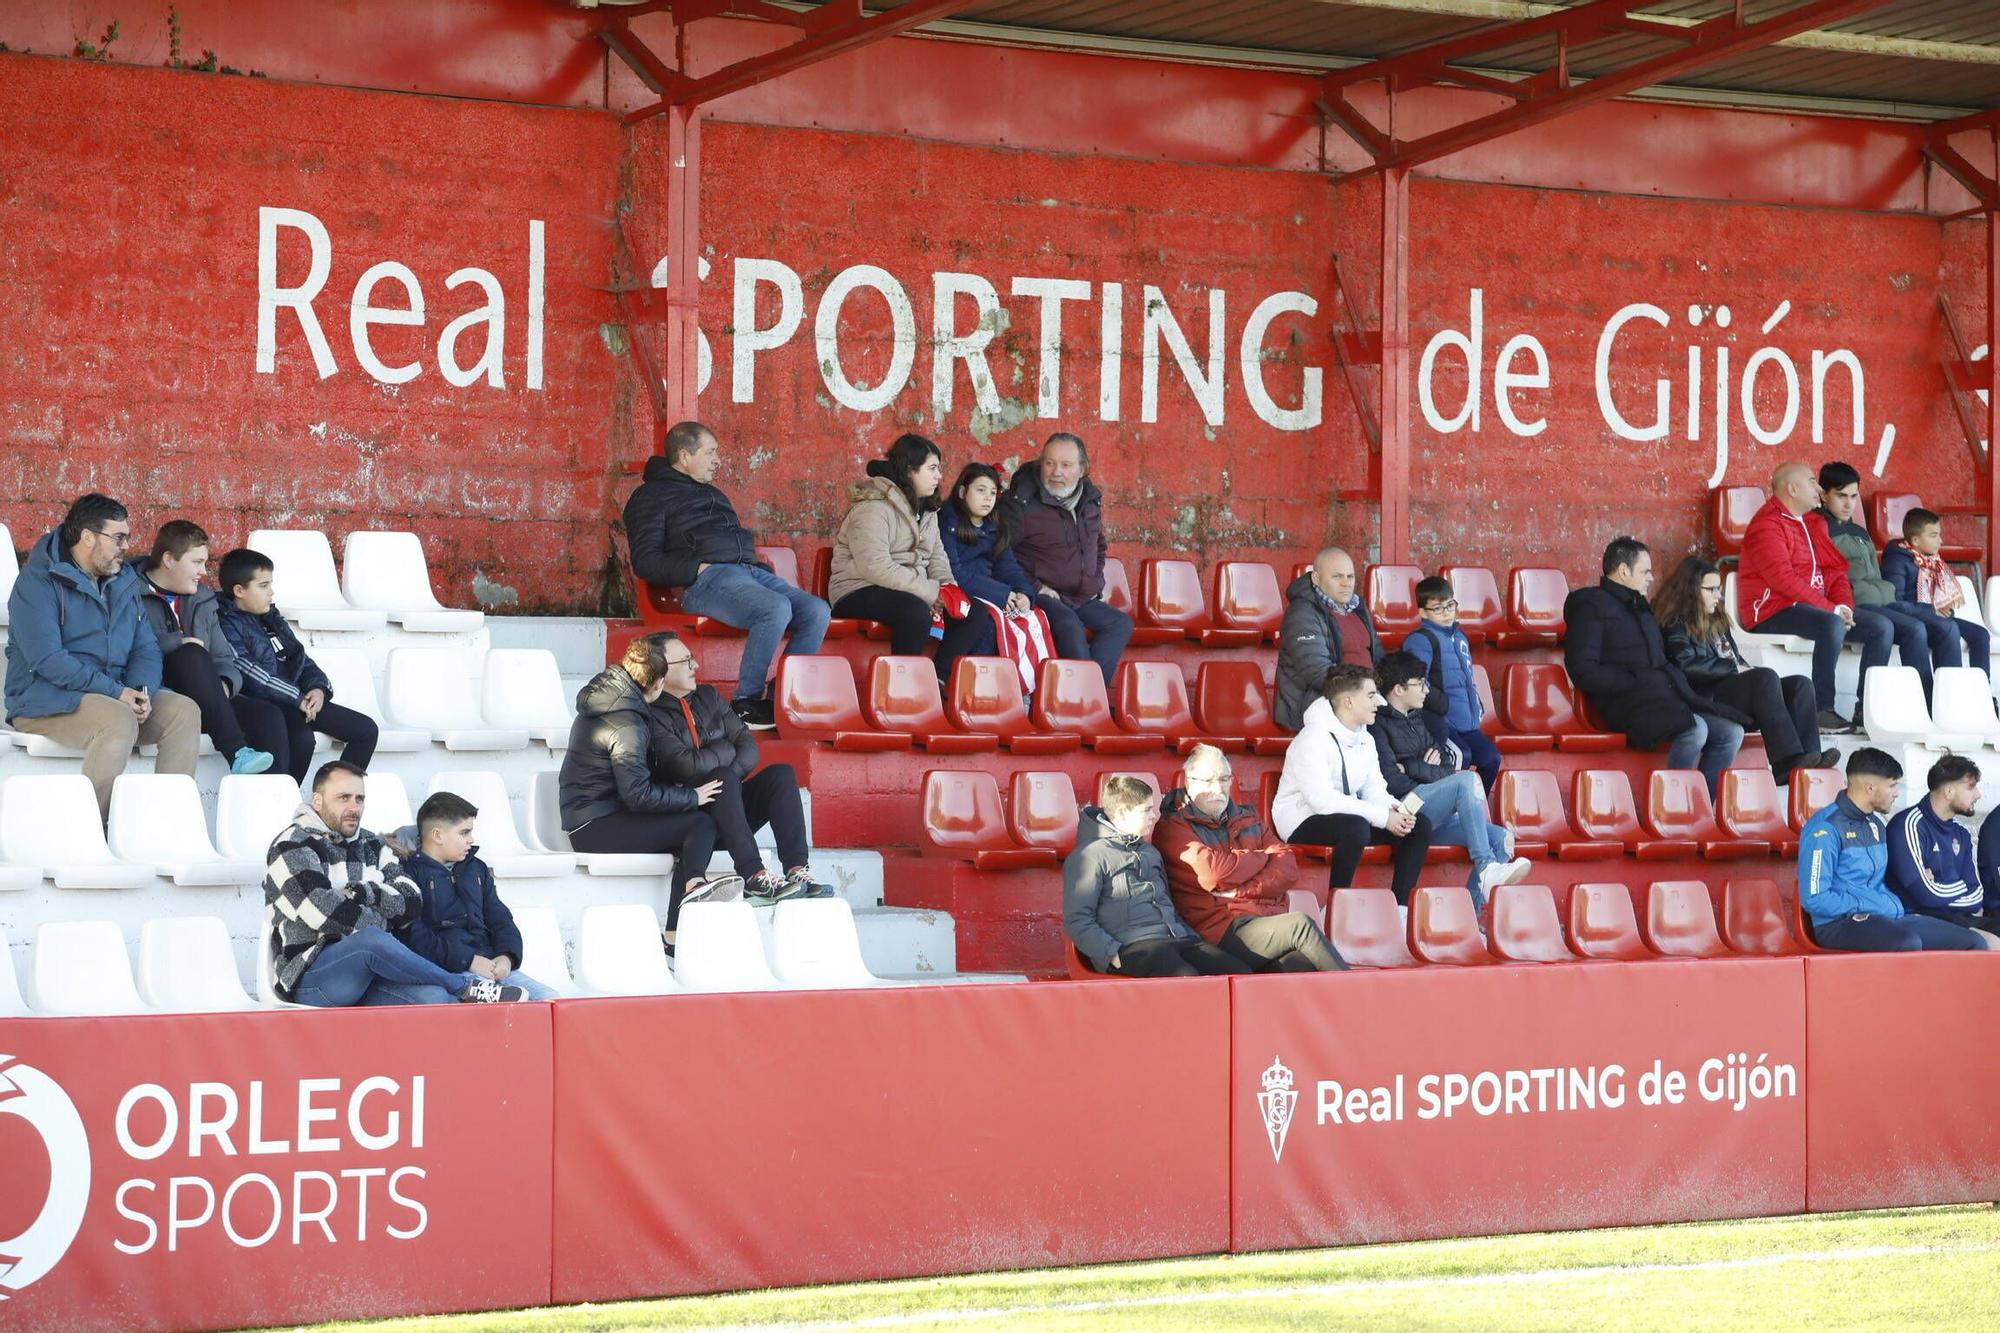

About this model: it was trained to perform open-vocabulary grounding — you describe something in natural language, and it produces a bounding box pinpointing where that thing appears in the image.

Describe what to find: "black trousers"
[1703,668,1819,776]
[1288,811,1434,903]
[832,585,991,684]
[706,763,810,879]
[1112,936,1254,977]
[161,643,277,762]
[236,695,380,784]
[1221,912,1348,972]
[568,809,719,929]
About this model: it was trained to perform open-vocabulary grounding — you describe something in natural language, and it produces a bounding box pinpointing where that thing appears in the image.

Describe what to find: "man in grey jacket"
[1275,548,1384,732]
[135,520,275,776]
[1063,776,1251,977]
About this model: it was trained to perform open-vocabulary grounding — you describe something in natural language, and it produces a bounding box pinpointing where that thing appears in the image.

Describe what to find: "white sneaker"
[1478,858,1533,894]
[1503,829,1517,858]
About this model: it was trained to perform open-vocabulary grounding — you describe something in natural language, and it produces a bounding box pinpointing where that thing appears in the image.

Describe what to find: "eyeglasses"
[1185,772,1232,786]
[1422,599,1458,613]
[91,528,132,549]
[663,655,694,668]
[1699,585,1723,596]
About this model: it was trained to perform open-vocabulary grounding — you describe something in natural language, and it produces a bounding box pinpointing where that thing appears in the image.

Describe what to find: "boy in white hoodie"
[1272,663,1433,902]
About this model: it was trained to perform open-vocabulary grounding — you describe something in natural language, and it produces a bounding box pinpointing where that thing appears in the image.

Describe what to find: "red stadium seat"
[1098,769,1174,808]
[1644,881,1732,958]
[776,656,910,751]
[1489,883,1578,962]
[1789,767,1843,831]
[1105,557,1180,645]
[866,656,997,754]
[1572,769,1649,853]
[1442,565,1505,643]
[1008,771,1080,858]
[1210,561,1284,643]
[1477,664,1552,752]
[921,770,1057,870]
[1138,558,1217,638]
[1872,492,1980,562]
[1495,769,1622,861]
[1327,889,1421,968]
[1035,660,1165,755]
[1115,660,1245,753]
[756,544,800,588]
[1647,770,1769,860]
[1566,883,1655,961]
[1411,885,1498,965]
[949,657,1080,755]
[1257,770,1343,865]
[1713,485,1766,558]
[1366,564,1423,640]
[1064,937,1118,980]
[807,547,869,639]
[1194,662,1290,756]
[1719,769,1798,856]
[1721,878,1811,955]
[1504,664,1621,751]
[1498,566,1568,648]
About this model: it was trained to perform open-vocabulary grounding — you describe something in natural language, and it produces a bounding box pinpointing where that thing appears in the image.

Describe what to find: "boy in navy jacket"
[394,792,558,1000]
[1886,753,1998,940]
[1403,576,1500,791]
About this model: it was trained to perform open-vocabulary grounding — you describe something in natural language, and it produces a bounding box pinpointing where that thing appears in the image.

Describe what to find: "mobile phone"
[1400,792,1424,817]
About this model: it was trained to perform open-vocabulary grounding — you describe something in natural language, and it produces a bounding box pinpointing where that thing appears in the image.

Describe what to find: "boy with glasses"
[1403,576,1501,791]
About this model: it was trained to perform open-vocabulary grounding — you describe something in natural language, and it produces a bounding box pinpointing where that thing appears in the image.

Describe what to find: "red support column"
[1988,140,1999,567]
[663,103,702,427]
[1378,165,1412,565]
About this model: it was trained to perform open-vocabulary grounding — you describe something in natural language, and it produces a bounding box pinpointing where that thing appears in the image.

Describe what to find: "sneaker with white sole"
[682,873,745,906]
[1477,857,1534,895]
[458,977,530,1003]
[744,869,808,907]
[782,867,837,899]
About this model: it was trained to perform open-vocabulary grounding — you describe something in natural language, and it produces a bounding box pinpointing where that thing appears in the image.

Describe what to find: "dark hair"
[417,791,479,836]
[1904,507,1941,539]
[149,519,210,564]
[1818,461,1861,494]
[312,759,369,792]
[870,434,944,514]
[1100,774,1155,819]
[217,548,274,599]
[1654,556,1729,645]
[663,420,713,465]
[1602,536,1649,577]
[620,630,683,689]
[1320,663,1374,707]
[1376,650,1428,694]
[947,462,1015,554]
[1927,753,1981,790]
[1845,747,1903,781]
[60,493,129,549]
[1043,432,1089,470]
[1415,576,1452,609]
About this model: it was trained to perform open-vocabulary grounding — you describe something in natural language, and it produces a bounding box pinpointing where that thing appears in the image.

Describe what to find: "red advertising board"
[1806,954,2000,1213]
[0,1006,553,1333]
[550,980,1232,1303]
[1230,960,1807,1252]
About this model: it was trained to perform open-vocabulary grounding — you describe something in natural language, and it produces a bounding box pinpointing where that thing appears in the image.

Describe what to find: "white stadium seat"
[1930,667,2000,742]
[576,904,681,995]
[341,531,485,632]
[0,521,17,625]
[674,901,784,992]
[1724,571,1812,656]
[315,648,429,752]
[1983,575,2000,637]
[1,775,155,889]
[1954,575,1984,630]
[480,649,574,747]
[770,898,892,989]
[137,916,258,1012]
[108,774,262,886]
[0,843,41,891]
[386,648,531,750]
[526,770,674,876]
[426,770,573,876]
[0,927,32,1016]
[512,907,581,996]
[245,529,388,631]
[1862,665,1981,750]
[33,921,150,1015]
[1286,888,1322,922]
[361,770,416,840]
[217,773,305,861]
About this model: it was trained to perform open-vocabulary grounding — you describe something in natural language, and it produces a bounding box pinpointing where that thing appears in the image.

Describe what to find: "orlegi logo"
[0,1055,91,1299]
[1257,1056,1298,1164]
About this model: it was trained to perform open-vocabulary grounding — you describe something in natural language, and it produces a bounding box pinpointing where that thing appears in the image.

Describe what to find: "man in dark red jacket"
[1003,433,1133,686]
[1737,460,1887,732]
[1154,745,1345,971]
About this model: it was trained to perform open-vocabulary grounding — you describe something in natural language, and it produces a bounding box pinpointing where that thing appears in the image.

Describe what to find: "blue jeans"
[294,928,477,1007]
[1812,912,1988,952]
[1036,594,1133,686]
[1666,713,1743,799]
[1755,603,1893,712]
[1412,769,1510,909]
[1450,727,1501,793]
[679,563,831,702]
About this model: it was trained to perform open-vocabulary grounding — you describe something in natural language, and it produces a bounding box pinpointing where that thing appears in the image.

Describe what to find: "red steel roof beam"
[1323,0,1663,94]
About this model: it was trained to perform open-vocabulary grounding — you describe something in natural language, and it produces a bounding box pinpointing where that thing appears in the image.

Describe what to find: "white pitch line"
[713,1240,2000,1332]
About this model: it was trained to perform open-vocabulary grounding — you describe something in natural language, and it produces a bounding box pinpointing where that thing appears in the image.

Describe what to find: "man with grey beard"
[1003,432,1133,685]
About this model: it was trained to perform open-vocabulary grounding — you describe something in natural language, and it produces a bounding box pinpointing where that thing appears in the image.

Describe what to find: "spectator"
[390,791,559,1001]
[215,548,381,784]
[940,462,1056,686]
[1883,507,1991,678]
[623,420,830,730]
[1884,754,1998,943]
[133,521,275,777]
[1818,463,1952,702]
[1974,803,2000,929]
[1371,652,1530,912]
[1799,747,1988,952]
[646,629,833,907]
[1063,775,1251,977]
[1565,536,1745,798]
[266,761,529,1005]
[1737,460,1890,733]
[560,633,731,950]
[1275,547,1383,732]
[5,492,200,819]
[1154,745,1346,972]
[1655,556,1838,782]
[1003,432,1133,686]
[1271,664,1434,904]
[1404,575,1501,790]
[827,434,988,685]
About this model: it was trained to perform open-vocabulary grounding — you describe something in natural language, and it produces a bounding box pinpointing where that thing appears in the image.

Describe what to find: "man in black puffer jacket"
[622,420,829,729]
[1565,536,1748,798]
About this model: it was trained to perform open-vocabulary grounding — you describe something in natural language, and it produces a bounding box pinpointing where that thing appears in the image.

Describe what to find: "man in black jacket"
[648,630,833,906]
[1275,548,1391,732]
[1565,537,1747,797]
[1004,434,1133,686]
[623,420,830,729]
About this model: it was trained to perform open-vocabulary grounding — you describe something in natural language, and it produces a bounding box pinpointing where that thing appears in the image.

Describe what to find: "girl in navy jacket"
[940,463,1036,614]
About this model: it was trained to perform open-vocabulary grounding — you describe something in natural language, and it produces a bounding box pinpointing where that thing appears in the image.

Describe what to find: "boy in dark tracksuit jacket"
[1403,576,1500,791]
[1885,754,1998,938]
[393,791,558,1000]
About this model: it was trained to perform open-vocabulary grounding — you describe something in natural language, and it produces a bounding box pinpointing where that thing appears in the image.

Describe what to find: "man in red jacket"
[1154,745,1346,971]
[1737,460,1888,733]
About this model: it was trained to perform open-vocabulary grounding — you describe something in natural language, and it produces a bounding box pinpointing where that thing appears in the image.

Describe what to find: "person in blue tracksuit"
[1403,575,1500,791]
[1887,753,1998,939]
[1799,747,1987,951]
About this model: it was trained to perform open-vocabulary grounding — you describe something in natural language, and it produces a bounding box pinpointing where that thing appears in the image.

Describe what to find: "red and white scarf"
[976,598,1055,693]
[1911,547,1962,614]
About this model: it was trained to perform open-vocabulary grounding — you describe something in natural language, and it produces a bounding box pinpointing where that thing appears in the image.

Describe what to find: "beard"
[1044,477,1078,500]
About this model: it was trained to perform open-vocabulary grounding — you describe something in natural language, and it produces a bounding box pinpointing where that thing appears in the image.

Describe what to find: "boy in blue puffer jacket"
[392,791,558,1000]
[1403,576,1501,792]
